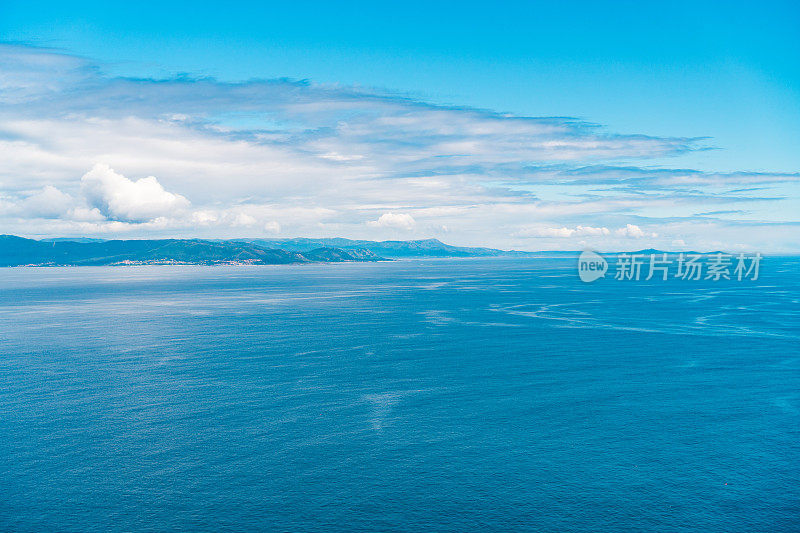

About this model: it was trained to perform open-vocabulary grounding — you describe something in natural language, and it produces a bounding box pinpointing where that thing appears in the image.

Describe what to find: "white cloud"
[367,213,416,231]
[19,186,74,218]
[67,206,105,222]
[615,224,658,239]
[0,44,796,252]
[191,210,218,225]
[231,213,257,227]
[514,223,665,244]
[516,225,611,238]
[80,163,190,222]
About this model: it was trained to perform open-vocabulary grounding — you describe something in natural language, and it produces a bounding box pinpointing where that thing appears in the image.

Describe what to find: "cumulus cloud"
[19,186,74,218]
[615,224,658,239]
[231,213,257,227]
[264,221,281,234]
[367,213,417,231]
[80,164,190,222]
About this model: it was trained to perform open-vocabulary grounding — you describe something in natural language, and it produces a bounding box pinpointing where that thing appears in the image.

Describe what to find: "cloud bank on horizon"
[0,44,798,252]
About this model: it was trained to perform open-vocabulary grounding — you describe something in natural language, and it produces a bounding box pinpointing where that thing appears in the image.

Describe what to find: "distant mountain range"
[0,235,572,266]
[1,235,717,267]
[0,236,385,267]
[1,235,557,267]
[235,237,556,258]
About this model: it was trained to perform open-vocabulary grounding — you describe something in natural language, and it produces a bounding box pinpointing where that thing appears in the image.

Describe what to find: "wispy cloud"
[0,44,798,252]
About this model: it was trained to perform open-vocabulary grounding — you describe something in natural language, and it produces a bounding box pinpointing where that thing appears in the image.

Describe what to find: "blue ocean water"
[0,258,798,532]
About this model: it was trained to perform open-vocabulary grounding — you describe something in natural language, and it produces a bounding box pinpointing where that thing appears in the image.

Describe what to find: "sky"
[0,0,798,251]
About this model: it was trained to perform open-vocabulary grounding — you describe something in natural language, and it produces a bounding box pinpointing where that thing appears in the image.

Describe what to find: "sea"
[0,257,798,532]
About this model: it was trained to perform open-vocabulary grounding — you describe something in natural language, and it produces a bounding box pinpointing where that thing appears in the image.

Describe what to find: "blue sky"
[0,1,798,250]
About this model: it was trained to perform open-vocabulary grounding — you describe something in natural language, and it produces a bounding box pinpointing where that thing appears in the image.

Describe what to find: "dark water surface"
[0,258,798,532]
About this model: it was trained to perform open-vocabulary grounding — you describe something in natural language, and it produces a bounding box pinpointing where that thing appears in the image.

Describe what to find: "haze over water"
[1,258,798,531]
